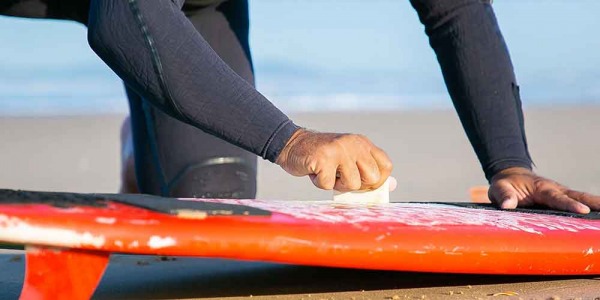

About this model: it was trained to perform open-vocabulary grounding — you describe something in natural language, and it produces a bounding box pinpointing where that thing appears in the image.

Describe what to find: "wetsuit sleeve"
[0,0,90,24]
[410,0,533,181]
[86,0,298,162]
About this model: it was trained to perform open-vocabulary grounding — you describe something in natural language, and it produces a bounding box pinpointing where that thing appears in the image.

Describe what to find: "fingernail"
[500,197,517,209]
[577,203,591,214]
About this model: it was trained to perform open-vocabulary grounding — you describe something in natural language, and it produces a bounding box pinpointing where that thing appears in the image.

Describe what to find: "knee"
[167,158,257,199]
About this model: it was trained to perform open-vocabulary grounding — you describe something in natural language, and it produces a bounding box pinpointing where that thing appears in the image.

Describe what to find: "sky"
[0,0,599,115]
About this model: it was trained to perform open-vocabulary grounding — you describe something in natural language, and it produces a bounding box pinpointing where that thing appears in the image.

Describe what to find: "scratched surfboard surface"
[1,189,600,275]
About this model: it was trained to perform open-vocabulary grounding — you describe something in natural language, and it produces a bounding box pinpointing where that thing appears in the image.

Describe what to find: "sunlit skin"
[275,128,394,192]
[488,167,600,214]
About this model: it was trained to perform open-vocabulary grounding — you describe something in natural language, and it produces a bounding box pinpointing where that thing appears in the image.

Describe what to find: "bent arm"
[410,0,533,181]
[87,0,298,162]
[0,0,90,23]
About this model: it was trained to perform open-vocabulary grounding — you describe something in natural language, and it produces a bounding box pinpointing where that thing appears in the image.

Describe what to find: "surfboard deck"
[1,189,600,299]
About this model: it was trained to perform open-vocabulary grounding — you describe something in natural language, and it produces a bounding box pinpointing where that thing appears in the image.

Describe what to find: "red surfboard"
[1,189,600,299]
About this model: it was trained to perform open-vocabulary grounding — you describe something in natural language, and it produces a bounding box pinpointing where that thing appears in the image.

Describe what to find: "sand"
[2,254,599,299]
[2,106,599,201]
[1,106,600,299]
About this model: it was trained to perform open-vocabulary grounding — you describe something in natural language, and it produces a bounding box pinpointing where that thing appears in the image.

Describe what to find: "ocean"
[1,0,599,116]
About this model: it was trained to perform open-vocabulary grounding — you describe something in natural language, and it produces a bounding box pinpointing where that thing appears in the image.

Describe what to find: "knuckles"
[380,159,393,173]
[346,179,362,190]
[361,165,381,185]
[319,175,336,190]
[287,131,392,192]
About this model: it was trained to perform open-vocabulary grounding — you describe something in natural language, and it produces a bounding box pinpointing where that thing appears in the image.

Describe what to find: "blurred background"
[0,0,599,201]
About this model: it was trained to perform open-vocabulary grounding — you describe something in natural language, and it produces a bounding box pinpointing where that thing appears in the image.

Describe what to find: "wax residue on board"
[0,214,105,248]
[266,236,314,254]
[147,235,176,249]
[95,217,116,224]
[129,219,160,225]
[174,209,208,220]
[198,199,600,235]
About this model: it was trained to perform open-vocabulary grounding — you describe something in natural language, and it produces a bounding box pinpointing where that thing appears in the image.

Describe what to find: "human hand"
[488,167,600,214]
[276,128,394,192]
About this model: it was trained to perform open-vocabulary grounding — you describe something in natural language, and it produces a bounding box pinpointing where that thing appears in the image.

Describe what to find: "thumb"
[489,182,519,209]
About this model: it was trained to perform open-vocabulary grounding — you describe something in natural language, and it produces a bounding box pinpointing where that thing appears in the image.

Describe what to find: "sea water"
[0,0,599,116]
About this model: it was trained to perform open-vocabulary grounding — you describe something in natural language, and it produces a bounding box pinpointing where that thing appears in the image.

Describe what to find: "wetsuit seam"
[127,0,191,125]
[260,119,293,159]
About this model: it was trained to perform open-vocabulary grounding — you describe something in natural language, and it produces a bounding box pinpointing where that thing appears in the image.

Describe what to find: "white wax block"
[333,178,390,204]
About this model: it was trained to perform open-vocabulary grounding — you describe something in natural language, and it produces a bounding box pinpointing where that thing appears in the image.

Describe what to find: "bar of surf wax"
[333,178,390,204]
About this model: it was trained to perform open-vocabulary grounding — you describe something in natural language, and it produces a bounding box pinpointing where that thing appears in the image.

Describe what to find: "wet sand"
[1,106,600,299]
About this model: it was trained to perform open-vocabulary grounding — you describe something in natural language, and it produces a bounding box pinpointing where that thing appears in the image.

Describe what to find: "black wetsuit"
[0,0,532,197]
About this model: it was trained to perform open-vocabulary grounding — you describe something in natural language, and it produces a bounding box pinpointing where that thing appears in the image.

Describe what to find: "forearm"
[0,0,90,24]
[410,0,532,181]
[87,0,297,162]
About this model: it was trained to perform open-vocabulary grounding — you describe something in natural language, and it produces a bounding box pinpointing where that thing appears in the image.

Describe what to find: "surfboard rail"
[2,189,600,299]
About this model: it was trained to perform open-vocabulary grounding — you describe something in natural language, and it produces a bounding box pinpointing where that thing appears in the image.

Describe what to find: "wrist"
[485,159,533,183]
[275,127,308,165]
[490,166,534,182]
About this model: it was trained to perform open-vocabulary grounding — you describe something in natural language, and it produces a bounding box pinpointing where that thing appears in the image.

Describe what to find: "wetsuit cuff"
[262,120,300,163]
[485,159,533,182]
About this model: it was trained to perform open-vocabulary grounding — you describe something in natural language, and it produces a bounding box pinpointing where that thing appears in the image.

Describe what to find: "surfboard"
[1,189,600,299]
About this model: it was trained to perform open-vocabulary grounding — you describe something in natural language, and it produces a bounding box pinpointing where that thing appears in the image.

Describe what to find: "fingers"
[535,189,590,214]
[310,166,337,190]
[566,190,600,211]
[317,135,392,192]
[488,170,599,214]
[356,156,380,187]
[276,130,393,192]
[334,162,362,192]
[488,180,519,209]
[364,147,393,190]
[500,195,519,209]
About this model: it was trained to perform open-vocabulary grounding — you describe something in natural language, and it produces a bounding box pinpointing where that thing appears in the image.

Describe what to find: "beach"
[2,0,600,297]
[1,106,600,299]
[1,106,599,201]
